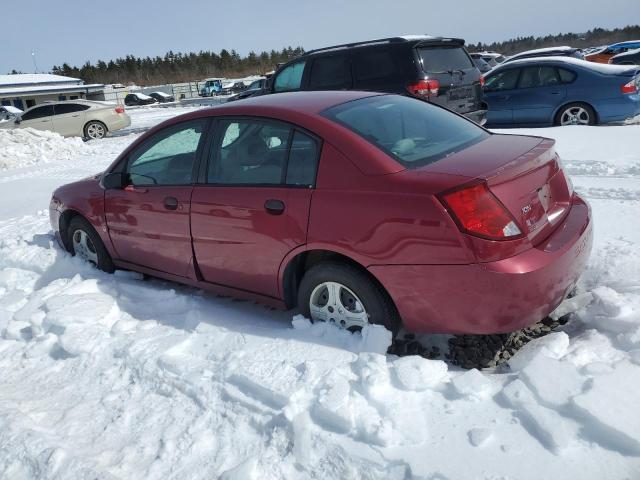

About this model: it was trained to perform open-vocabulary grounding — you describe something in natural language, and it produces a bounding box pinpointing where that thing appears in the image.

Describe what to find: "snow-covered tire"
[68,216,115,273]
[555,102,596,126]
[297,262,400,336]
[84,120,107,140]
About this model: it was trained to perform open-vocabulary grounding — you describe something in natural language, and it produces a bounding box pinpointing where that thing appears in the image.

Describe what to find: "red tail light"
[115,106,125,114]
[439,182,522,240]
[406,79,440,98]
[479,75,485,86]
[621,79,638,94]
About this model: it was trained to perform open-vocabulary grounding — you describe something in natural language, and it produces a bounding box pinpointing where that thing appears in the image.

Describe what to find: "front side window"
[54,103,90,115]
[308,55,351,89]
[21,105,54,121]
[322,95,489,169]
[484,69,520,92]
[273,61,306,92]
[127,119,206,186]
[209,120,291,184]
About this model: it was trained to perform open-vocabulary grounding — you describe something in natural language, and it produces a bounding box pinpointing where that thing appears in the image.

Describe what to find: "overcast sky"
[3,0,639,73]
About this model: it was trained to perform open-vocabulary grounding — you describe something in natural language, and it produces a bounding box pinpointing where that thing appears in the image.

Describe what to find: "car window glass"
[286,131,319,186]
[484,69,520,92]
[127,119,206,186]
[517,66,560,88]
[418,47,474,72]
[21,105,54,121]
[209,120,291,185]
[308,55,350,89]
[273,61,306,92]
[353,49,396,81]
[323,95,488,169]
[54,103,90,115]
[558,68,577,83]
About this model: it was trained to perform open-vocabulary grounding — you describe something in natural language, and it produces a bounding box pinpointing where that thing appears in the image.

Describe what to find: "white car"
[0,105,23,121]
[0,100,131,139]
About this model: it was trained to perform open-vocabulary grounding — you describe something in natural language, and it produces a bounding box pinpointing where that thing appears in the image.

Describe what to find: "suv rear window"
[322,95,489,168]
[418,46,474,72]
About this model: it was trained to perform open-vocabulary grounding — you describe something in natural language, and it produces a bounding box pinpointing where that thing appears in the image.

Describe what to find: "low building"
[0,74,104,111]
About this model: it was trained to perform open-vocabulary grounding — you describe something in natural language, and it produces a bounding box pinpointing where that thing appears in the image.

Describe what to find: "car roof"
[300,35,464,57]
[489,56,637,74]
[610,40,640,48]
[612,47,640,58]
[26,99,114,109]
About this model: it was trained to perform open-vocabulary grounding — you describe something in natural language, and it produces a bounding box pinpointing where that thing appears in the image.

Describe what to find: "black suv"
[265,36,486,124]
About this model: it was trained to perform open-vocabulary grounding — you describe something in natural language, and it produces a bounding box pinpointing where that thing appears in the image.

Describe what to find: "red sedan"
[49,91,592,335]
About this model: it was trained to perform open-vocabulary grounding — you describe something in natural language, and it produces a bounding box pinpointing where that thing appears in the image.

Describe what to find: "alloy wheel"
[309,281,369,330]
[72,229,98,265]
[560,107,590,126]
[86,122,106,139]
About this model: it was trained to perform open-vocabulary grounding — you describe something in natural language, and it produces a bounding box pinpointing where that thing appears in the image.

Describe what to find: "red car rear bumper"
[369,194,593,334]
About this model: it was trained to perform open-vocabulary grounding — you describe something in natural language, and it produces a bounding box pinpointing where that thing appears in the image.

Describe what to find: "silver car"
[0,100,131,139]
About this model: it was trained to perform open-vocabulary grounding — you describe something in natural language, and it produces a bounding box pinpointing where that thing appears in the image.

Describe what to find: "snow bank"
[0,128,92,170]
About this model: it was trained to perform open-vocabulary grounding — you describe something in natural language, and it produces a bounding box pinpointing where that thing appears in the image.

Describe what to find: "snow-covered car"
[0,105,23,121]
[226,78,267,102]
[124,92,157,106]
[149,91,175,103]
[609,48,640,65]
[503,46,584,63]
[0,100,131,139]
[220,81,246,96]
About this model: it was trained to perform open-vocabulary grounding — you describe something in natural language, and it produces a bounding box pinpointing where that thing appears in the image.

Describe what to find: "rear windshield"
[418,46,474,72]
[322,95,489,168]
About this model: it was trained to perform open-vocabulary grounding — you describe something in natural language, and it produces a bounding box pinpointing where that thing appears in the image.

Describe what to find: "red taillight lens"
[439,182,522,240]
[621,79,638,94]
[406,79,440,98]
[115,106,125,114]
[479,75,485,87]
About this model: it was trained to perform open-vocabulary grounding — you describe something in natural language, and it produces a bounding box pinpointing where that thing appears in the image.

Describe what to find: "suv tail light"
[479,75,485,87]
[115,105,125,114]
[406,79,440,98]
[621,79,638,94]
[439,182,522,240]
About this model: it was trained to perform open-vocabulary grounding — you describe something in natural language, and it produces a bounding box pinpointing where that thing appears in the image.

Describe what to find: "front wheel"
[555,103,596,126]
[68,216,115,272]
[84,120,107,140]
[297,263,400,336]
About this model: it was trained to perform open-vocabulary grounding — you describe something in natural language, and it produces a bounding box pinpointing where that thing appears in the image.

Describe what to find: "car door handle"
[264,199,285,215]
[163,196,179,210]
[550,91,562,95]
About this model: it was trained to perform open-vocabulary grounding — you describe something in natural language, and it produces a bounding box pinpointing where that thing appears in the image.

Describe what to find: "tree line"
[468,25,640,56]
[50,47,305,86]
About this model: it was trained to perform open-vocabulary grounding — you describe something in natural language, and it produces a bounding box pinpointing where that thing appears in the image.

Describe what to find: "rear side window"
[353,49,396,81]
[54,103,90,115]
[558,68,577,84]
[308,55,351,89]
[322,95,489,169]
[418,46,474,73]
[274,61,306,92]
[286,131,319,186]
[484,69,520,92]
[517,66,560,88]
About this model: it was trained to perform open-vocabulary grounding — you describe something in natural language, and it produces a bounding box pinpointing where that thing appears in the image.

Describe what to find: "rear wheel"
[555,103,596,126]
[84,120,107,140]
[68,216,115,272]
[297,262,400,336]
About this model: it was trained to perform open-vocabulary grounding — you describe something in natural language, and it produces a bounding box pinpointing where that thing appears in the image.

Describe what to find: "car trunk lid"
[422,134,573,245]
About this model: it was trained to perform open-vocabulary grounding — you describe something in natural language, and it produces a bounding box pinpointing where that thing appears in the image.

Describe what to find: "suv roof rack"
[303,35,462,56]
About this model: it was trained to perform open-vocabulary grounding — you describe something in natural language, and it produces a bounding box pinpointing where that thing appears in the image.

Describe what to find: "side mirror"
[102,172,126,189]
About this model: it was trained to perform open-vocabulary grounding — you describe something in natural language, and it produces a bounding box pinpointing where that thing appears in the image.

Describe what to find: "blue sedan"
[483,57,640,127]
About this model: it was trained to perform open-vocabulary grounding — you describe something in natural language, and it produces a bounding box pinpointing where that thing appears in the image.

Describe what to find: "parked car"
[226,78,268,102]
[220,81,246,95]
[0,105,22,121]
[124,92,157,106]
[503,46,584,63]
[149,91,175,103]
[49,91,592,336]
[610,48,640,65]
[470,55,492,73]
[265,35,487,124]
[200,78,223,97]
[472,51,506,66]
[483,57,640,127]
[0,100,130,139]
[585,40,640,63]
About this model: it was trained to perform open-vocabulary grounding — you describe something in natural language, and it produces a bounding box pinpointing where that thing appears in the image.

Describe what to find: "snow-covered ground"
[0,107,639,479]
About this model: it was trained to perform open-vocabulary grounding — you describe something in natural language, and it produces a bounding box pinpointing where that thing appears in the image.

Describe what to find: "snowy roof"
[492,56,638,75]
[0,73,82,86]
[0,83,104,96]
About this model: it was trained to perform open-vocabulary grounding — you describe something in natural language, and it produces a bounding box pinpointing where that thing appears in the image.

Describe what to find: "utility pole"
[31,50,39,74]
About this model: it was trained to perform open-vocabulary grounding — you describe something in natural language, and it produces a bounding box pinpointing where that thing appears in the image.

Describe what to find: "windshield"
[322,95,489,168]
[418,46,474,72]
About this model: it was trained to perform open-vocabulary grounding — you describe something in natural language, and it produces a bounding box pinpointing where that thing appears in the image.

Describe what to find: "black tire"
[554,102,596,126]
[297,262,400,336]
[67,216,115,273]
[83,120,108,140]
